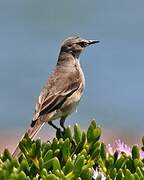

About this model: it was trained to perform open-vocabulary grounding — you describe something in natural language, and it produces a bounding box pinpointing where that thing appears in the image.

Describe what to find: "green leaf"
[129,174,135,180]
[52,157,61,171]
[61,138,70,162]
[73,132,86,155]
[125,169,131,178]
[134,172,140,180]
[105,157,114,169]
[132,145,140,159]
[63,158,74,175]
[80,167,93,180]
[100,142,106,160]
[23,133,33,149]
[41,168,48,177]
[110,168,117,179]
[39,157,43,170]
[87,122,95,143]
[87,121,101,143]
[93,128,101,142]
[20,158,30,174]
[46,174,59,180]
[43,149,53,162]
[64,125,72,140]
[91,120,97,128]
[136,167,144,179]
[81,160,94,171]
[30,143,37,157]
[2,149,12,162]
[35,139,41,158]
[17,171,29,180]
[19,139,28,155]
[74,123,82,144]
[54,169,66,179]
[114,156,127,170]
[73,155,85,177]
[89,141,101,155]
[91,148,100,160]
[80,149,87,157]
[116,169,123,180]
[42,142,51,157]
[126,158,135,173]
[52,138,59,151]
[54,149,60,157]
[134,158,143,169]
[44,157,61,171]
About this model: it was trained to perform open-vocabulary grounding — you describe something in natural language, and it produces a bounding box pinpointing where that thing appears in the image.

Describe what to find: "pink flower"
[140,151,144,159]
[107,139,144,159]
[107,143,113,155]
[115,139,131,156]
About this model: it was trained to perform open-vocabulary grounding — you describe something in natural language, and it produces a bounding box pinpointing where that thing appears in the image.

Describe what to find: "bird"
[12,36,99,158]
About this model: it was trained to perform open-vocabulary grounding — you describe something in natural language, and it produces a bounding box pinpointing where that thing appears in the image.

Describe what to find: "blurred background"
[0,0,144,153]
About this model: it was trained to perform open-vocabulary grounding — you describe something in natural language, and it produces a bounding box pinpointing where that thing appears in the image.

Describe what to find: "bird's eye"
[77,42,87,47]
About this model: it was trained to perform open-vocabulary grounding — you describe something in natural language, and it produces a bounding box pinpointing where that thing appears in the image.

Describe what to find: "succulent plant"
[0,120,144,179]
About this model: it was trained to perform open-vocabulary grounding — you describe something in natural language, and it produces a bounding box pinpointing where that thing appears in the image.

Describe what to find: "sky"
[0,0,144,152]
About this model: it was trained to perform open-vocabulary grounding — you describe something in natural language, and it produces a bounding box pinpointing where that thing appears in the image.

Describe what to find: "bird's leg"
[48,121,59,130]
[48,121,63,139]
[48,118,66,139]
[58,117,66,138]
[60,117,66,131]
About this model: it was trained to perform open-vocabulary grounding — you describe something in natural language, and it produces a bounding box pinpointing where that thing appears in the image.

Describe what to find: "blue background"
[0,0,144,152]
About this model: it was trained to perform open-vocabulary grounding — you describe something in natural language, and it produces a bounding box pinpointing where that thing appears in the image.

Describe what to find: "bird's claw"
[56,128,65,139]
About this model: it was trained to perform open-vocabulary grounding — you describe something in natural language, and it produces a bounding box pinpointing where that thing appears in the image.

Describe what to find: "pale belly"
[49,89,82,121]
[61,90,82,116]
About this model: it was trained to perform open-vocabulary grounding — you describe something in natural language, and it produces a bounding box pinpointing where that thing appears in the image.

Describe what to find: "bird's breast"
[60,61,85,117]
[76,59,85,91]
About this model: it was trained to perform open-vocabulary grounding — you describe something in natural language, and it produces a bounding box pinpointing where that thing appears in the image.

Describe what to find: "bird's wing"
[39,82,79,116]
[33,66,81,120]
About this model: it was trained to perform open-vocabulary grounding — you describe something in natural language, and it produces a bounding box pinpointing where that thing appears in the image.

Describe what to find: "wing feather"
[33,66,81,120]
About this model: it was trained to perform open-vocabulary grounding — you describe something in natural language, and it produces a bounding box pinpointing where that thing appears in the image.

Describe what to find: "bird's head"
[60,36,99,58]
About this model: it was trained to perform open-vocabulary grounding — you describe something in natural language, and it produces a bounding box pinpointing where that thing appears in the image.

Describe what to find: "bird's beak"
[88,40,100,45]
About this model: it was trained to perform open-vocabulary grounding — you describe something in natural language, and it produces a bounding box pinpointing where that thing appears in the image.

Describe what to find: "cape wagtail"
[12,36,99,157]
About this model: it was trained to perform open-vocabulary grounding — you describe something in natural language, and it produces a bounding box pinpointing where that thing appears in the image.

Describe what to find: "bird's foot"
[56,128,65,139]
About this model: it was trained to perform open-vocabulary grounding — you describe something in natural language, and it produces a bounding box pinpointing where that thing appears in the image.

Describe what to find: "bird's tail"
[12,120,45,158]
